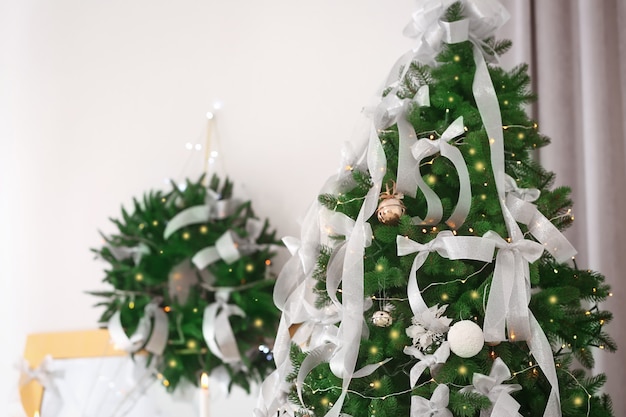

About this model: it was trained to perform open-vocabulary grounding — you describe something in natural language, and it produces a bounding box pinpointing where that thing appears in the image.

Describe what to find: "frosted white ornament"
[447,320,484,358]
[372,310,393,327]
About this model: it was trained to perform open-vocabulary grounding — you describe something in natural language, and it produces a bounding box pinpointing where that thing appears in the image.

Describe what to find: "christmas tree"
[254,1,616,417]
[91,174,280,393]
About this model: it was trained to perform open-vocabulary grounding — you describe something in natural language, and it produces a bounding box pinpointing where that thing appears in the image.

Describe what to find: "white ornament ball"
[447,320,484,358]
[372,310,393,327]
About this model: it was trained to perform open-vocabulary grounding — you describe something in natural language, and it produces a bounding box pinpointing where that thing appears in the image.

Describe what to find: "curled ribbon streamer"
[192,231,241,269]
[410,383,453,417]
[528,312,562,417]
[482,231,543,343]
[396,230,495,316]
[163,189,231,240]
[324,126,386,417]
[373,85,430,201]
[504,176,577,263]
[202,290,245,364]
[107,301,168,355]
[460,357,522,417]
[410,116,472,227]
[404,341,450,387]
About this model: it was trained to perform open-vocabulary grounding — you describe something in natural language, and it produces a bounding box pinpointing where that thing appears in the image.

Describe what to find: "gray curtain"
[499,0,626,410]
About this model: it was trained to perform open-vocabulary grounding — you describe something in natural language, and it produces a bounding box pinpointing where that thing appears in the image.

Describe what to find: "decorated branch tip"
[90,174,282,393]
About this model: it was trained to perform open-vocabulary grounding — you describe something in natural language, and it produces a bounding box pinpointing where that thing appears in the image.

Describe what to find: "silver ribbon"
[106,242,150,265]
[296,343,392,409]
[460,357,522,417]
[107,301,169,355]
[202,289,245,364]
[403,341,450,387]
[323,126,387,417]
[396,230,495,316]
[163,189,231,239]
[411,383,453,417]
[192,218,265,270]
[504,175,577,263]
[410,116,472,227]
[168,258,198,305]
[18,356,63,394]
[372,85,430,201]
[482,231,543,343]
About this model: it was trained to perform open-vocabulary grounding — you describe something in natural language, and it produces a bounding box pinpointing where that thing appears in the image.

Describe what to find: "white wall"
[0,0,415,415]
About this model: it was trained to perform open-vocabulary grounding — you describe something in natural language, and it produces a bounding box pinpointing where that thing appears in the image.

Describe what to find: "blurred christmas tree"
[254,1,616,417]
[91,173,281,393]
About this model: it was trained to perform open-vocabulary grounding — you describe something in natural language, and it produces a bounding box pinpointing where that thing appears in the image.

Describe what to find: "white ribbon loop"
[482,231,543,343]
[163,189,230,240]
[202,290,246,364]
[404,341,450,387]
[108,301,168,356]
[410,116,472,227]
[370,85,430,200]
[504,175,577,263]
[397,231,495,316]
[192,231,240,269]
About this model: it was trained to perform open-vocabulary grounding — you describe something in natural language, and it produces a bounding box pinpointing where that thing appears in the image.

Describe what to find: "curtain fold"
[500,0,626,410]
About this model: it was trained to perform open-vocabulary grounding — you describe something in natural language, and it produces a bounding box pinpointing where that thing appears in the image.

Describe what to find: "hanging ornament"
[376,181,406,225]
[447,320,484,358]
[372,310,393,327]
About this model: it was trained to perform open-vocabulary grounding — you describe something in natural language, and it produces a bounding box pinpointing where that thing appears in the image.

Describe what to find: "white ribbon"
[18,356,63,394]
[404,341,450,387]
[504,175,577,263]
[107,301,169,355]
[396,230,495,316]
[482,231,543,343]
[202,289,246,364]
[460,357,522,417]
[106,242,150,265]
[410,116,472,227]
[192,218,268,270]
[163,189,231,239]
[410,384,453,417]
[191,231,239,269]
[323,126,387,417]
[372,85,430,201]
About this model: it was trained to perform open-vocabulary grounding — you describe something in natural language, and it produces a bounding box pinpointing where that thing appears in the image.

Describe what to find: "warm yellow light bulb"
[135,273,144,282]
[199,225,209,234]
[389,329,400,340]
[375,264,384,272]
[245,263,255,272]
[182,232,191,240]
[548,295,558,304]
[369,346,379,355]
[187,339,197,349]
[253,318,264,328]
[458,365,468,375]
[152,220,159,226]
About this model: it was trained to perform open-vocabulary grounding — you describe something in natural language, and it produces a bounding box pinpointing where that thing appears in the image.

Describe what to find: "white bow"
[411,384,453,417]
